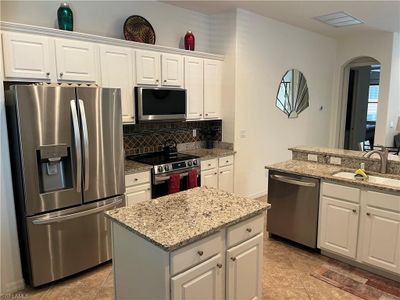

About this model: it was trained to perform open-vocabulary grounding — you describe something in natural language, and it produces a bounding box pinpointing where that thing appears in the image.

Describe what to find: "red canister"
[184,31,195,51]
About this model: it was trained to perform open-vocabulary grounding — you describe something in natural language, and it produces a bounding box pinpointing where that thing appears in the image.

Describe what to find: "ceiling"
[163,1,400,38]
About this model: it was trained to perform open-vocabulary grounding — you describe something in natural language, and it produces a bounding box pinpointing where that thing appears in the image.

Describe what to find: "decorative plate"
[123,15,156,44]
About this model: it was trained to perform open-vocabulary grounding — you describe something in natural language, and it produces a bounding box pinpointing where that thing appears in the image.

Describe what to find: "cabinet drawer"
[219,155,234,167]
[201,158,218,171]
[125,171,150,187]
[227,214,264,248]
[322,182,360,203]
[170,231,223,275]
[366,191,400,212]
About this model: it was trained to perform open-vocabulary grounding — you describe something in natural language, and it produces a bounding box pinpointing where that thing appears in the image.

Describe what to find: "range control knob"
[157,166,164,173]
[187,161,192,166]
[193,160,198,165]
[164,165,170,171]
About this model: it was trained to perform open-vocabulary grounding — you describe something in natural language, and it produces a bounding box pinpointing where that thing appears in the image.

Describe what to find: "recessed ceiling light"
[315,11,364,27]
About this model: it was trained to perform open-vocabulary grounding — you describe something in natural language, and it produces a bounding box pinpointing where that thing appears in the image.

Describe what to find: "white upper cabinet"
[161,53,183,87]
[185,57,204,120]
[55,38,97,82]
[203,59,221,119]
[99,45,135,123]
[135,50,160,86]
[2,32,53,80]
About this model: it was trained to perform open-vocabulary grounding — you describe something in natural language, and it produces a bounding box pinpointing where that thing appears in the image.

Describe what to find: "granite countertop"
[124,160,152,175]
[105,187,269,251]
[266,160,400,193]
[181,148,236,160]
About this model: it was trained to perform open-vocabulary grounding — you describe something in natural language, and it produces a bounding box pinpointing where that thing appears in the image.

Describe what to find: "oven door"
[152,169,200,198]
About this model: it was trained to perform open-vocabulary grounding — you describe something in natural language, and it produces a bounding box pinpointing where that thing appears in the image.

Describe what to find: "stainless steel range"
[126,152,200,198]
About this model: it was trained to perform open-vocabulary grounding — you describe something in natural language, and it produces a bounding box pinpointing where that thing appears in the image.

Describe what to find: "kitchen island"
[105,187,269,300]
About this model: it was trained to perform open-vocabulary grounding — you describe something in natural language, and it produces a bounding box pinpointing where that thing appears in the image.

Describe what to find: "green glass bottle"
[57,3,73,31]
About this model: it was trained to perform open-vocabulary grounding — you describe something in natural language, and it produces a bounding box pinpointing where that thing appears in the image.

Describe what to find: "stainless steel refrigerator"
[5,84,125,287]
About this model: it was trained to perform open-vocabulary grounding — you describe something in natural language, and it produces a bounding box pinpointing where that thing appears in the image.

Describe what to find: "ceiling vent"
[315,11,364,27]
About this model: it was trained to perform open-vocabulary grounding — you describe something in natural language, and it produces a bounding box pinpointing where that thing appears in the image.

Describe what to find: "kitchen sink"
[332,171,400,188]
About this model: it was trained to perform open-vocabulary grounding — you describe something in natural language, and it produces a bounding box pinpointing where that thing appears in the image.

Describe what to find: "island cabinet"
[109,208,265,300]
[318,182,400,276]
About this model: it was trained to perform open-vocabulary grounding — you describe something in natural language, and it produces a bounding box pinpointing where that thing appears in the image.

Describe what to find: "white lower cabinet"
[226,233,263,300]
[112,213,265,299]
[201,156,234,193]
[319,196,359,259]
[125,171,151,205]
[319,182,400,276]
[171,254,224,300]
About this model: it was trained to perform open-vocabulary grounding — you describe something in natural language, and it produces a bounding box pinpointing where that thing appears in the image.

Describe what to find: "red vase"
[184,31,195,51]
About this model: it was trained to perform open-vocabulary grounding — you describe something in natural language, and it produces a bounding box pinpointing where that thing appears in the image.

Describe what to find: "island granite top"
[266,160,400,193]
[105,187,269,251]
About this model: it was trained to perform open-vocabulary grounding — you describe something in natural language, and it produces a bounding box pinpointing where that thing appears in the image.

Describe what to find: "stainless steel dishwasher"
[267,170,320,248]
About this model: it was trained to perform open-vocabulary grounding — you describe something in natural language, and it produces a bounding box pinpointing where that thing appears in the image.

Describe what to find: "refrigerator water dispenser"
[38,144,73,193]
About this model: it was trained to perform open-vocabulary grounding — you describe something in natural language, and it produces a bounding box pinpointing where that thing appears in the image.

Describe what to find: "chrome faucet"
[364,146,389,174]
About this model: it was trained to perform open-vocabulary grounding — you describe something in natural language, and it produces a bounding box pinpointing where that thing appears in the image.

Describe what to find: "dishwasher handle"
[271,174,316,188]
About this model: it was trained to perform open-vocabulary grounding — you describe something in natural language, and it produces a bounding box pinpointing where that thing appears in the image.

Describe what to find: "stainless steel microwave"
[135,87,187,122]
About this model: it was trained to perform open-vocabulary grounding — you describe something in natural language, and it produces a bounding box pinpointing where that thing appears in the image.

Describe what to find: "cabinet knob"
[155,79,159,83]
[230,257,236,262]
[205,113,209,116]
[226,160,229,163]
[164,80,167,83]
[214,172,217,175]
[366,212,371,216]
[220,171,223,174]
[246,228,252,233]
[134,178,138,181]
[199,114,202,116]
[217,263,223,269]
[59,72,63,77]
[46,72,50,76]
[147,188,151,191]
[197,250,204,256]
[352,209,357,213]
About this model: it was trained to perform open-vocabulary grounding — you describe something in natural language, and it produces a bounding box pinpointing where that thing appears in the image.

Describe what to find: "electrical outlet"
[192,129,197,137]
[307,154,318,162]
[330,156,342,165]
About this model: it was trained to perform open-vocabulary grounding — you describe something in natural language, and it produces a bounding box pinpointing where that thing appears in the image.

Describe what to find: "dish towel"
[168,173,181,194]
[187,169,198,189]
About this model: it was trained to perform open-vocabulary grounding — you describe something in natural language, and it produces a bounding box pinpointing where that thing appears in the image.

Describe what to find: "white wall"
[233,9,337,197]
[387,32,400,144]
[0,1,212,52]
[0,35,24,295]
[209,11,237,143]
[329,32,395,147]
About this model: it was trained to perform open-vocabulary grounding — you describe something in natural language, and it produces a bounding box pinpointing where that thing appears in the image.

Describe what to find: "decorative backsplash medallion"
[123,120,222,156]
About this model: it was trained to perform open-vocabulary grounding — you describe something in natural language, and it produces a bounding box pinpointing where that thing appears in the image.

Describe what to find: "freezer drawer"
[25,196,124,287]
[267,171,320,248]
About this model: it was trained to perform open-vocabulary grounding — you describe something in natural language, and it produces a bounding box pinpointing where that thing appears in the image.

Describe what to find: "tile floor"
[12,233,362,300]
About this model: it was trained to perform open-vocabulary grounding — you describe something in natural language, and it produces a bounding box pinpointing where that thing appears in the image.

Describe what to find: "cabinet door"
[135,50,160,85]
[161,53,183,87]
[185,57,204,120]
[125,184,151,206]
[2,32,53,80]
[319,196,359,259]
[171,254,224,300]
[361,206,400,273]
[100,45,135,123]
[227,233,263,300]
[55,39,97,82]
[203,59,221,119]
[201,169,218,189]
[218,165,234,193]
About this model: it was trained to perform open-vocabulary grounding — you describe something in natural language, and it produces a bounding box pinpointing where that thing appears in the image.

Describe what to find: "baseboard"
[1,278,25,295]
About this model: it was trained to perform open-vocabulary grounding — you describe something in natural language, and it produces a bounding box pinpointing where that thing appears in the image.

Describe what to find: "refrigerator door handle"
[70,100,82,193]
[79,99,90,191]
[32,198,123,225]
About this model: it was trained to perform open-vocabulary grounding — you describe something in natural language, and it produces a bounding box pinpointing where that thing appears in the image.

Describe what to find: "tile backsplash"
[123,120,222,156]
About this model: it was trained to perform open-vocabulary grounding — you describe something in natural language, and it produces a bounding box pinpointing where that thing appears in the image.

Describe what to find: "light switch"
[330,156,341,165]
[239,129,247,138]
[307,154,318,162]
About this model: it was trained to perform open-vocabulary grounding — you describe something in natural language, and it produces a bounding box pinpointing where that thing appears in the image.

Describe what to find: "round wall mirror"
[276,69,309,118]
